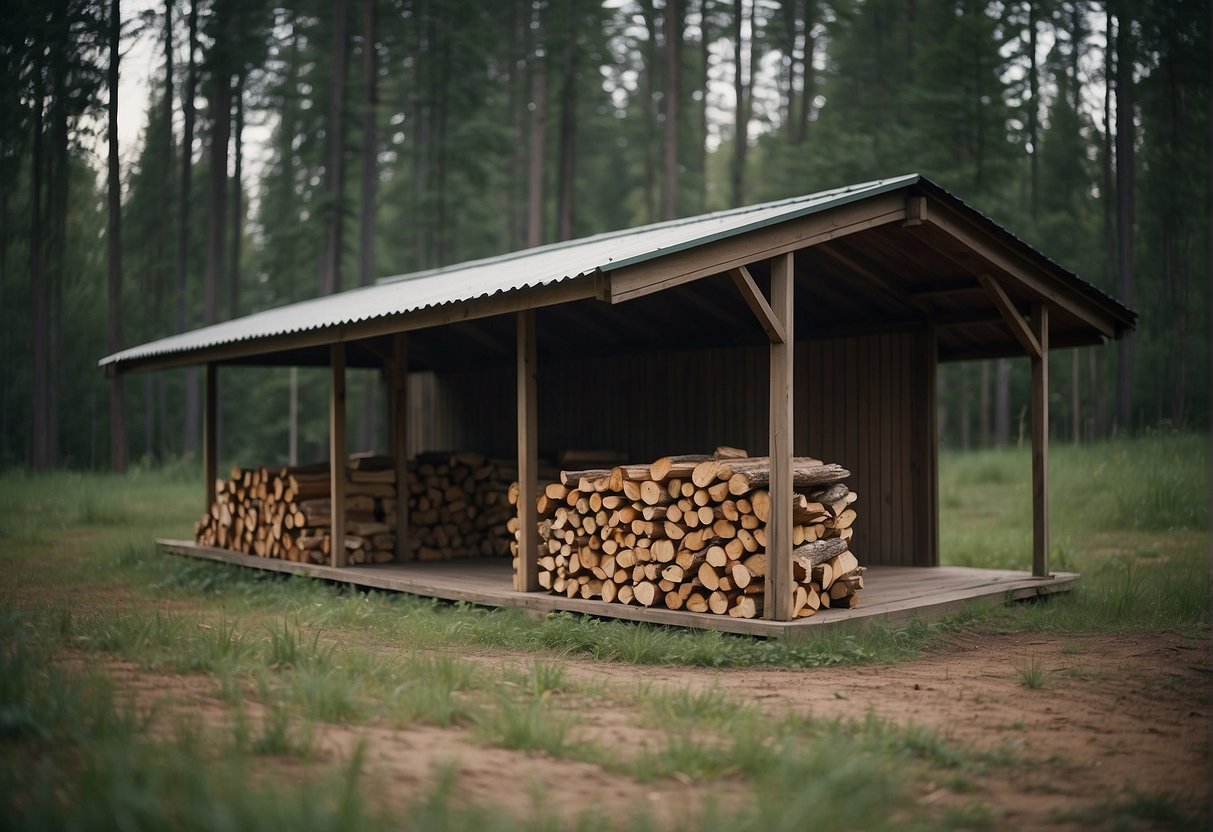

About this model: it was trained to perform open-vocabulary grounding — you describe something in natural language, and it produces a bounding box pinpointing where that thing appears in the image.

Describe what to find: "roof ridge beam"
[729,266,787,343]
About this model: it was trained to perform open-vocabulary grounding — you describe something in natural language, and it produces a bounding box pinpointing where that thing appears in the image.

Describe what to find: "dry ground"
[4,511,1209,829]
[33,565,1213,831]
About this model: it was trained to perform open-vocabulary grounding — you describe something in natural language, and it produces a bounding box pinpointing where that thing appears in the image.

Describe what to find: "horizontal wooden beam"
[729,266,787,343]
[107,275,602,374]
[605,193,906,304]
[939,331,1104,362]
[908,282,985,302]
[935,310,1006,329]
[978,274,1041,358]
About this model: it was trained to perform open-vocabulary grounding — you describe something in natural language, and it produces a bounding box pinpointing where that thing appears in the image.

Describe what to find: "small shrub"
[1016,656,1048,690]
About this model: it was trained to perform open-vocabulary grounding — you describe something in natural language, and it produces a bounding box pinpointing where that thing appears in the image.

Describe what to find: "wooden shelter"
[101,175,1136,636]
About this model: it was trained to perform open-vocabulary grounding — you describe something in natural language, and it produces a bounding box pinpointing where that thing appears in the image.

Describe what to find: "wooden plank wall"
[407,331,936,567]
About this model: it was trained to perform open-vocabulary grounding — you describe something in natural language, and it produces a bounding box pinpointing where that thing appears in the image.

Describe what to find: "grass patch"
[0,437,1208,829]
[1057,790,1208,831]
[1,435,1207,679]
[941,434,1209,635]
[391,653,479,727]
[1015,656,1049,690]
[475,697,571,757]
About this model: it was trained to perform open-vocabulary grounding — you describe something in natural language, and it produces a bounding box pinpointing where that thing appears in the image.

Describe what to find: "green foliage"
[940,434,1209,634]
[475,697,571,757]
[2,0,1210,473]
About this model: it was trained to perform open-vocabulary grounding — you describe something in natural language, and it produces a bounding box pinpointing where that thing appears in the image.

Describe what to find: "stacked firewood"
[195,451,533,564]
[193,455,398,565]
[508,449,864,619]
[404,452,524,560]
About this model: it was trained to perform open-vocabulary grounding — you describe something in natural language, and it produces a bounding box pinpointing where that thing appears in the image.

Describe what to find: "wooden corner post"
[1031,303,1050,577]
[330,342,347,568]
[203,363,217,512]
[766,253,795,621]
[910,323,940,566]
[391,332,409,563]
[517,309,540,591]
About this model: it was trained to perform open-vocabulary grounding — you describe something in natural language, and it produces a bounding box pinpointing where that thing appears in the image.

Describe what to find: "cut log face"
[511,452,863,618]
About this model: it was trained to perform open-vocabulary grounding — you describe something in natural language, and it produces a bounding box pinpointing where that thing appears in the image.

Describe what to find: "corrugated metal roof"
[98,175,919,368]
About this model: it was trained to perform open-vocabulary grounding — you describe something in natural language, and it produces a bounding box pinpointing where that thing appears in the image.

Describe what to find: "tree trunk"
[411,6,430,269]
[108,0,127,473]
[30,67,50,471]
[797,0,815,144]
[994,358,1011,448]
[555,8,578,241]
[433,44,448,263]
[1113,9,1135,432]
[322,0,350,294]
[730,0,746,207]
[359,0,377,287]
[288,366,299,465]
[506,0,527,250]
[1027,1,1038,219]
[526,1,548,248]
[151,0,173,459]
[359,0,379,451]
[48,0,69,467]
[959,364,971,451]
[204,64,231,326]
[180,0,200,456]
[0,183,7,456]
[697,0,709,211]
[280,12,301,301]
[229,72,244,320]
[661,0,680,220]
[978,359,990,447]
[640,0,659,221]
[1071,350,1081,443]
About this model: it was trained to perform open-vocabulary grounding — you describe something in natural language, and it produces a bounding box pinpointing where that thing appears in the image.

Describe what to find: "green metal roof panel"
[99,173,1133,370]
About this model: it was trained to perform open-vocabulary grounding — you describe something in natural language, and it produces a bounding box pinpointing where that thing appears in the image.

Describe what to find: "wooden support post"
[765,253,794,621]
[391,332,409,563]
[1031,303,1050,577]
[910,324,940,566]
[330,343,347,568]
[516,309,540,592]
[203,363,217,512]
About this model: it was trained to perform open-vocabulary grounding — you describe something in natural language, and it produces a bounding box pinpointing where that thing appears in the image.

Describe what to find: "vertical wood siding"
[408,331,938,566]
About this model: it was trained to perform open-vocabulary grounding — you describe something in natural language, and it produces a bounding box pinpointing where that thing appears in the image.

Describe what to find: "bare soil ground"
[16,554,1213,830]
[72,625,1213,828]
[577,631,1212,828]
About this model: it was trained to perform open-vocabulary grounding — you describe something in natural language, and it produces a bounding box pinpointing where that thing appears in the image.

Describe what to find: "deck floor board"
[157,540,1077,639]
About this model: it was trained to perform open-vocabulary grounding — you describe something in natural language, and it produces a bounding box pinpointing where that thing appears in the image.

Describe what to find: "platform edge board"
[156,540,1078,640]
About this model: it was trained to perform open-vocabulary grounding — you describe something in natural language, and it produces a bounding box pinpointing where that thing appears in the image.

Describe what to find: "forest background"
[0,0,1209,473]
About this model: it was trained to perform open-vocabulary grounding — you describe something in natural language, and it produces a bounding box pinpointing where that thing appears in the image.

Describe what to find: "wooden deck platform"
[157,540,1078,639]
